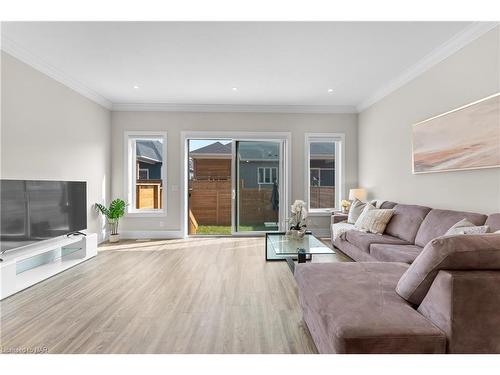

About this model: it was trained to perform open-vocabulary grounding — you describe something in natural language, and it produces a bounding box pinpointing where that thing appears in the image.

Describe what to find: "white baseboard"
[120,229,330,240]
[120,230,184,240]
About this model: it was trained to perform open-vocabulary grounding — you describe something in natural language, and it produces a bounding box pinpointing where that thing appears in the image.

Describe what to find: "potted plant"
[95,199,127,243]
[287,200,308,239]
[340,199,351,214]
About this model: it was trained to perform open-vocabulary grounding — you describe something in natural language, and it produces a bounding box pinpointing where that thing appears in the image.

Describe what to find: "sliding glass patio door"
[233,140,284,234]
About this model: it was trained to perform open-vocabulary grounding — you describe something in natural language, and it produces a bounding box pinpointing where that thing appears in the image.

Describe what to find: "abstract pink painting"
[412,93,500,174]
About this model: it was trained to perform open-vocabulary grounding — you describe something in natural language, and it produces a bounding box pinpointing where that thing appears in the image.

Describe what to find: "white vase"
[109,234,120,243]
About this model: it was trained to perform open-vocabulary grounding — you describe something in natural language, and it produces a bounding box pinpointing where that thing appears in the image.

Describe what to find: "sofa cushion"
[334,236,378,262]
[370,244,424,264]
[414,209,487,247]
[343,230,409,253]
[396,234,500,305]
[295,262,446,353]
[385,204,431,243]
[486,213,500,232]
[333,236,378,262]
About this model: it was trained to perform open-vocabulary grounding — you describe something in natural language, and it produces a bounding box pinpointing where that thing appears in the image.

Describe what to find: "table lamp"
[349,188,367,202]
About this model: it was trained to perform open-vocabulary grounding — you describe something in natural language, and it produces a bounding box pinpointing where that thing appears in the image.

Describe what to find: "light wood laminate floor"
[1,237,348,354]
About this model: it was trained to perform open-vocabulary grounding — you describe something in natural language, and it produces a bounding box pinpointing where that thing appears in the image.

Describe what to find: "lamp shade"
[349,188,367,201]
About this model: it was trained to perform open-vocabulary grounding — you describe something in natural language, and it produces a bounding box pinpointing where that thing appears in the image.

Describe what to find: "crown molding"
[357,22,500,113]
[111,102,357,113]
[5,22,496,115]
[1,35,112,110]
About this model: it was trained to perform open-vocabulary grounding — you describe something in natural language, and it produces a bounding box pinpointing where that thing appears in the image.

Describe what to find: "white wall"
[1,52,112,241]
[358,27,500,214]
[111,111,358,235]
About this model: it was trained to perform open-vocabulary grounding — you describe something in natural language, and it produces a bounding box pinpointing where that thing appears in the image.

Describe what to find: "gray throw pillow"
[445,218,489,235]
[347,199,366,224]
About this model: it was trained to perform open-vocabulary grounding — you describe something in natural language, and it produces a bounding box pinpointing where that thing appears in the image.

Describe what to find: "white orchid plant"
[288,200,308,231]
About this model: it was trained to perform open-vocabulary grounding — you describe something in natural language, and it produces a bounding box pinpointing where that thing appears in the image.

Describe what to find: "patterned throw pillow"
[354,203,394,234]
[445,218,489,235]
[347,198,367,224]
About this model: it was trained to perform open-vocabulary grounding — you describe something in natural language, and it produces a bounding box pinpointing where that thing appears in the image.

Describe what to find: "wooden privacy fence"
[189,180,279,226]
[189,180,232,225]
[136,180,163,209]
[310,186,335,209]
[237,186,278,225]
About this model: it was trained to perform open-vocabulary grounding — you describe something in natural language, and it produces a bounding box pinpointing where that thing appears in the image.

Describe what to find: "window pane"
[236,141,280,232]
[134,138,164,210]
[309,142,335,209]
[271,167,277,183]
[265,168,271,183]
[320,169,334,187]
[258,168,264,183]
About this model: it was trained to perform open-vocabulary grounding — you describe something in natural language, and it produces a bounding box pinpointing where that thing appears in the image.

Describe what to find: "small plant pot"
[109,234,120,243]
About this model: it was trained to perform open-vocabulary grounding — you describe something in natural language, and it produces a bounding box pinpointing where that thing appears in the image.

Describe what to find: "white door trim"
[180,131,292,238]
[304,133,346,214]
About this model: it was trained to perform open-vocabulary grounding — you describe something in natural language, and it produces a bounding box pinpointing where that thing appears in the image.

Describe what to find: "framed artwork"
[412,93,500,174]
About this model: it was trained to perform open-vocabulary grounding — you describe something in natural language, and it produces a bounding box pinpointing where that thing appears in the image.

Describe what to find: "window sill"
[308,210,336,217]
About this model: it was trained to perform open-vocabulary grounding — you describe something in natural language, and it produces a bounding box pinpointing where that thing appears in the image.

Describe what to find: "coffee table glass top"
[266,232,334,260]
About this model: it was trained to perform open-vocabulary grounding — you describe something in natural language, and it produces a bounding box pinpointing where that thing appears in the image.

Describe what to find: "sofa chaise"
[295,202,500,353]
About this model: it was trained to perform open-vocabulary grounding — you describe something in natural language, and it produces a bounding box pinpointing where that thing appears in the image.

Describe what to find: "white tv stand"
[0,233,97,300]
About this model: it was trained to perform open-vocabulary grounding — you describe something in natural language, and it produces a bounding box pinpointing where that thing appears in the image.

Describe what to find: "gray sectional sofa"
[334,201,500,264]
[295,202,500,354]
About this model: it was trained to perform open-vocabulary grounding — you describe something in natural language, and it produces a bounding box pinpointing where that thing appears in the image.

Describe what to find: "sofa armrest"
[417,270,500,353]
[331,213,348,225]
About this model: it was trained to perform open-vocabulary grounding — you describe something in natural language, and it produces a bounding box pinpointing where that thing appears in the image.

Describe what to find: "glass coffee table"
[266,231,335,272]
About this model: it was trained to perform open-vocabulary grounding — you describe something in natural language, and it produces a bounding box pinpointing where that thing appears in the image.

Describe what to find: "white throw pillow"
[354,204,394,234]
[445,218,489,235]
[331,222,356,241]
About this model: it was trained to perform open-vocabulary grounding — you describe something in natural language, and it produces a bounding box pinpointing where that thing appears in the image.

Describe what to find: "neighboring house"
[136,140,163,180]
[309,142,335,188]
[189,142,232,180]
[189,141,281,188]
[236,142,280,189]
[136,140,163,209]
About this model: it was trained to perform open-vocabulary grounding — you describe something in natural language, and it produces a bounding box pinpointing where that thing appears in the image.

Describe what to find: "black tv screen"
[0,180,87,253]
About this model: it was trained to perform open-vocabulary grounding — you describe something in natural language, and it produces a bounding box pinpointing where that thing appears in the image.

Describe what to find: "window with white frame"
[138,168,149,180]
[126,132,167,214]
[305,134,343,212]
[257,167,278,184]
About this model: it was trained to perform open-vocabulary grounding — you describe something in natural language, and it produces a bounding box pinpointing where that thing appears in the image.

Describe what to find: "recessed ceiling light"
[133,85,140,89]
[232,87,238,91]
[328,88,334,93]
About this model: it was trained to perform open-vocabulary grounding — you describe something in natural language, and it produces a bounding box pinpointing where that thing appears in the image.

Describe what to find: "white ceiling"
[0,21,493,111]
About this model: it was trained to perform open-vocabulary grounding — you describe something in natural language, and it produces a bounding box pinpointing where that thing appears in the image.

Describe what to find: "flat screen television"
[0,179,87,254]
